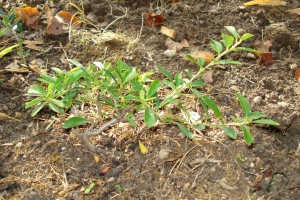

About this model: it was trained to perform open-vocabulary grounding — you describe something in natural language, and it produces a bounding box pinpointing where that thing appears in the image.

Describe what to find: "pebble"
[253,96,262,105]
[61,147,66,151]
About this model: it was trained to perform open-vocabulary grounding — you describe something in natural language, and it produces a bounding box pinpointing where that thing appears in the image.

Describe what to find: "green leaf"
[252,120,279,126]
[27,85,47,96]
[174,74,182,88]
[123,67,138,85]
[68,59,89,75]
[221,34,234,49]
[242,125,253,145]
[144,107,157,128]
[202,96,222,118]
[184,69,193,78]
[156,66,173,81]
[49,102,63,113]
[186,55,205,68]
[249,112,266,120]
[236,93,251,118]
[193,124,205,131]
[175,123,193,139]
[84,183,95,194]
[39,74,56,84]
[191,89,209,120]
[225,26,239,40]
[241,33,254,41]
[130,80,143,92]
[63,117,90,129]
[124,95,141,101]
[67,69,83,84]
[139,90,145,101]
[25,98,43,108]
[0,8,6,16]
[163,80,175,90]
[221,126,237,139]
[51,99,65,108]
[104,69,118,85]
[235,47,260,53]
[190,80,204,87]
[51,67,63,75]
[126,112,137,127]
[147,80,162,99]
[158,94,180,108]
[215,60,242,65]
[31,103,46,117]
[210,40,223,54]
[0,44,19,58]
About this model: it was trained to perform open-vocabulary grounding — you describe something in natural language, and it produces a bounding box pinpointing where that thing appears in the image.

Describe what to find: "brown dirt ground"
[1,0,300,199]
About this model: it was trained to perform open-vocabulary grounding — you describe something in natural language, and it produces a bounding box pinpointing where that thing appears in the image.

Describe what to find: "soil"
[1,0,300,199]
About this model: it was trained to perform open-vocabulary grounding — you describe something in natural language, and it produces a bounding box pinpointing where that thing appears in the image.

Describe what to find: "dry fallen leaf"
[253,40,275,66]
[244,0,287,6]
[165,37,183,52]
[94,155,100,163]
[139,141,149,154]
[285,8,300,20]
[100,166,110,174]
[201,70,214,84]
[180,39,189,48]
[15,7,40,29]
[186,51,214,62]
[0,112,21,121]
[295,69,300,81]
[145,11,164,27]
[45,5,80,35]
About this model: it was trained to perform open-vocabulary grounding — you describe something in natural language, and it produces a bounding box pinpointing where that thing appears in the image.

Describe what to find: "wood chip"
[160,26,176,39]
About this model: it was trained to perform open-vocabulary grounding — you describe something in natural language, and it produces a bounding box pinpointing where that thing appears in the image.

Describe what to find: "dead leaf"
[94,155,100,163]
[201,70,214,84]
[172,0,179,4]
[180,39,189,48]
[295,69,300,81]
[139,140,149,154]
[244,0,287,6]
[100,166,111,174]
[252,173,263,186]
[165,37,183,52]
[186,51,214,62]
[0,112,21,121]
[285,8,300,20]
[23,40,43,51]
[15,7,40,29]
[28,59,47,74]
[253,40,275,66]
[145,11,164,27]
[45,5,80,35]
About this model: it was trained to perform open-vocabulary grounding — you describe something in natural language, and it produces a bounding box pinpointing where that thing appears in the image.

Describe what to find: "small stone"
[278,101,288,107]
[158,148,172,160]
[210,167,216,172]
[87,12,98,23]
[15,112,22,118]
[61,147,66,151]
[253,96,262,105]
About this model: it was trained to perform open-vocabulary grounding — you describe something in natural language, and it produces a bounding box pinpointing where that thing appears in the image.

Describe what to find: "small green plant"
[0,7,27,64]
[25,26,279,153]
[237,154,245,162]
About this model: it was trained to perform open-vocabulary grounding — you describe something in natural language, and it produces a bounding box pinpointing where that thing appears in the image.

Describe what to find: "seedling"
[0,7,26,64]
[25,26,279,154]
[237,154,245,162]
